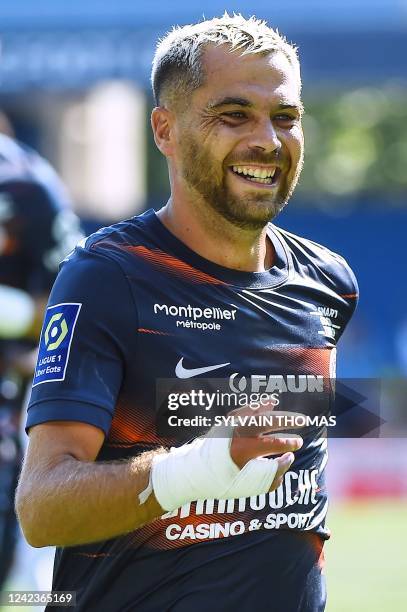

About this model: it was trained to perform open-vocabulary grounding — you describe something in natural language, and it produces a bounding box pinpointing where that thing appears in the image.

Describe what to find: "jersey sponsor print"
[27,209,358,610]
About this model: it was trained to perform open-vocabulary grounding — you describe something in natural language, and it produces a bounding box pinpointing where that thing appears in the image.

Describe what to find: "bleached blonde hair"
[151,13,301,108]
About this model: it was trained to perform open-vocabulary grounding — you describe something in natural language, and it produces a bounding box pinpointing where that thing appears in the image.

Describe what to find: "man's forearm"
[16,405,303,549]
[16,450,165,548]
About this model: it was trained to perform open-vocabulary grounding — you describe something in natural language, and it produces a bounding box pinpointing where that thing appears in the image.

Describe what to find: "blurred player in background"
[0,116,83,588]
[16,15,357,612]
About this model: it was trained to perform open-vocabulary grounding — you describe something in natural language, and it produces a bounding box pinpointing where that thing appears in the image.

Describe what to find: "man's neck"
[156,198,274,273]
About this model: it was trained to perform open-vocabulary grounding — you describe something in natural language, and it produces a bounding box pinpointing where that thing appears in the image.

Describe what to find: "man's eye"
[221,112,247,120]
[274,114,298,123]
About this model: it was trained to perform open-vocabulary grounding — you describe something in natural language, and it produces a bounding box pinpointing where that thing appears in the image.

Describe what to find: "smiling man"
[16,14,358,612]
[170,55,300,212]
[153,33,304,268]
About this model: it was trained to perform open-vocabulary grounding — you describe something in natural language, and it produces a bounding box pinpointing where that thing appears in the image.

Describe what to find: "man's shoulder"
[274,224,351,267]
[53,209,167,305]
[66,210,157,269]
[273,224,358,296]
[84,214,147,253]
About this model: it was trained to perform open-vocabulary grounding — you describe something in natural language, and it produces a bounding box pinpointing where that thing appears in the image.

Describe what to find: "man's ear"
[151,106,175,157]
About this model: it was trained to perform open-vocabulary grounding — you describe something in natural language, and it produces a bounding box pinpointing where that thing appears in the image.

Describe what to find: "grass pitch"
[326,499,407,611]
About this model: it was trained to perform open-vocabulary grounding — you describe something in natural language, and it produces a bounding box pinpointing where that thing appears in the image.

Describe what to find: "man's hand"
[229,404,303,489]
[151,403,304,511]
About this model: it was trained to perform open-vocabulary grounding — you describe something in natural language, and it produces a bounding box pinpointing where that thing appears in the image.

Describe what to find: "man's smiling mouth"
[230,165,281,186]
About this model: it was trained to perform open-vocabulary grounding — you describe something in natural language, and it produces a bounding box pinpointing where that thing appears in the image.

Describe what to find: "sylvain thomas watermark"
[166,412,337,429]
[154,376,395,439]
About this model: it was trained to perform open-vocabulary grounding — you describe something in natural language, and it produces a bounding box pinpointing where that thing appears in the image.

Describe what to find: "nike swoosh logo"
[175,357,230,379]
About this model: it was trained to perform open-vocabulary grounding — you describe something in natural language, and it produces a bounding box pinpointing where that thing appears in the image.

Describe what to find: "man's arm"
[16,409,302,549]
[15,421,164,548]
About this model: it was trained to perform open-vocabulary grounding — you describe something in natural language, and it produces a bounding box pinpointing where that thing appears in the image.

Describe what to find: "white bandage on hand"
[149,427,279,512]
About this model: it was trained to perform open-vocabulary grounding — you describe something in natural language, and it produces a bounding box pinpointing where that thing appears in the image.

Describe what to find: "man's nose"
[247,119,281,153]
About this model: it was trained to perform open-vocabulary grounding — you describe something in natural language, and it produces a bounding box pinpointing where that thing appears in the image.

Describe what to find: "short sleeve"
[26,247,138,436]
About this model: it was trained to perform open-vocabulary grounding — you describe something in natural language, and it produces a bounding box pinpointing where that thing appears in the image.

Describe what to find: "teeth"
[232,166,276,179]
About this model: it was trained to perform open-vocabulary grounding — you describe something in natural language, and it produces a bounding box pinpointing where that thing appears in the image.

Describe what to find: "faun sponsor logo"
[229,373,324,393]
[153,303,237,331]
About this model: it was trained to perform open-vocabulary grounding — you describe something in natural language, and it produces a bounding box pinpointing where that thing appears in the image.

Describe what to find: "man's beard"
[180,133,303,230]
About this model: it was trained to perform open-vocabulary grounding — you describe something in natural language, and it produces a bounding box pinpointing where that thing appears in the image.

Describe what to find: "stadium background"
[1,1,406,610]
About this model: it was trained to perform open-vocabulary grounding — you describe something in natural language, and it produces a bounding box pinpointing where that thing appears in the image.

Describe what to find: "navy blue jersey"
[26,209,357,611]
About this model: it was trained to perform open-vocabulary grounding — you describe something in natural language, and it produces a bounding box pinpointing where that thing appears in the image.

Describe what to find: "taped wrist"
[150,427,279,512]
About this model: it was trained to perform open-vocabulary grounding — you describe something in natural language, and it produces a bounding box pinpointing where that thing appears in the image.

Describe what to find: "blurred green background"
[327,500,407,612]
